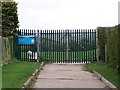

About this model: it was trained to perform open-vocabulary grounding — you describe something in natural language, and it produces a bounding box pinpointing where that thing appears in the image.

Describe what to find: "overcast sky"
[15,0,119,29]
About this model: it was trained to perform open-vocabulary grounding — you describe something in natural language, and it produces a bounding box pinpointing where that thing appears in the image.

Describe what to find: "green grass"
[2,59,42,88]
[21,50,96,62]
[0,65,2,90]
[85,61,119,88]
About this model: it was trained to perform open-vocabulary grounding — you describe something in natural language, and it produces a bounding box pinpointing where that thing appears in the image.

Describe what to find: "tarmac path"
[33,64,109,88]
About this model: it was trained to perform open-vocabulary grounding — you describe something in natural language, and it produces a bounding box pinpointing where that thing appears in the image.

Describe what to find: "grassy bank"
[2,59,42,88]
[85,61,118,88]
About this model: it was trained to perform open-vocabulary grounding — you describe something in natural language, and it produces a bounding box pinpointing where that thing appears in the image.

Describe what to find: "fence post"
[94,29,97,61]
[37,30,40,62]
[66,30,69,63]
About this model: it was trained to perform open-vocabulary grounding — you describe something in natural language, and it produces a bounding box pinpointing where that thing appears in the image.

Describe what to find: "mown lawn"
[21,50,96,62]
[0,66,1,89]
[2,59,42,88]
[85,60,119,88]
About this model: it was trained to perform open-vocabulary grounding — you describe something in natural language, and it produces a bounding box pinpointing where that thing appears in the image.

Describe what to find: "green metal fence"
[16,29,97,63]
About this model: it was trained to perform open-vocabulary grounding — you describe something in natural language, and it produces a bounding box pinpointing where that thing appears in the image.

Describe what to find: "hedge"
[2,36,16,64]
[0,37,2,64]
[97,26,118,68]
[97,27,106,62]
[106,26,118,68]
[118,25,120,71]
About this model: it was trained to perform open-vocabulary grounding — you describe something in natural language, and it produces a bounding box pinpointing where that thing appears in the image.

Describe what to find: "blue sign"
[18,36,35,44]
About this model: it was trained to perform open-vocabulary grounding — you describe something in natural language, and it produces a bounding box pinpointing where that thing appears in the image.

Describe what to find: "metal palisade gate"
[16,29,97,63]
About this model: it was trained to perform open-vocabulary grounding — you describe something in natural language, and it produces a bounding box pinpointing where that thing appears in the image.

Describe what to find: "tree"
[1,1,19,37]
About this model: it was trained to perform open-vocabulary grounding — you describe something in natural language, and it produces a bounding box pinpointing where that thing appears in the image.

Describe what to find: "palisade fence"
[16,29,97,63]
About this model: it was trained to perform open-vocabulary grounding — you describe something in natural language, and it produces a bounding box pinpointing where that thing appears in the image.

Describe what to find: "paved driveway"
[33,64,108,88]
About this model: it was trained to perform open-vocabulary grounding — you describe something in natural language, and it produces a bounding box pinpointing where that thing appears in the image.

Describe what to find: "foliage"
[2,36,16,64]
[2,1,19,37]
[106,26,118,68]
[97,26,118,69]
[118,25,120,72]
[97,27,106,61]
[40,32,96,52]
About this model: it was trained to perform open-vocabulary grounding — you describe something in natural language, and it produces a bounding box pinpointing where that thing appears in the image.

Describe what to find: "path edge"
[93,70,117,89]
[22,61,45,88]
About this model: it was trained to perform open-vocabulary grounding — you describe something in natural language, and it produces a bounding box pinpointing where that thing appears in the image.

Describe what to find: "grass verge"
[2,59,43,88]
[85,60,118,88]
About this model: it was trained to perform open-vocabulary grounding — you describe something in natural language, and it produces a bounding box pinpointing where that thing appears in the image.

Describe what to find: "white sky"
[15,0,119,29]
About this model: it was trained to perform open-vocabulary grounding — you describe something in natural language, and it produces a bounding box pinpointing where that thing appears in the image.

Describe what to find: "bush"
[2,1,19,37]
[2,36,16,64]
[97,26,118,69]
[106,26,118,68]
[97,27,106,62]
